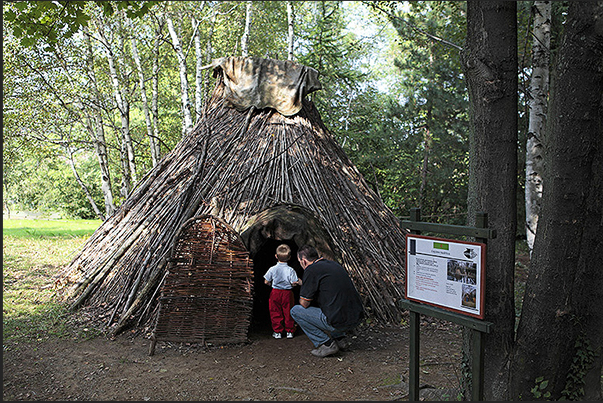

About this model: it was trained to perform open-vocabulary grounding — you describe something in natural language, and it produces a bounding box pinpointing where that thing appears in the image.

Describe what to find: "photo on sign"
[461,284,477,309]
[446,259,477,284]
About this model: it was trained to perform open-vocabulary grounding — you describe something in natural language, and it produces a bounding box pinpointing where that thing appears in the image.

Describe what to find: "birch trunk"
[83,26,115,218]
[241,1,252,57]
[512,2,603,399]
[524,0,550,256]
[167,17,194,135]
[96,19,135,195]
[151,17,163,162]
[204,6,218,95]
[287,2,295,60]
[131,32,161,168]
[193,16,204,123]
[64,141,105,220]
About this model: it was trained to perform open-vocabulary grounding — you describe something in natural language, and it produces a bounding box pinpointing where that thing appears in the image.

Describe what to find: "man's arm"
[299,297,311,308]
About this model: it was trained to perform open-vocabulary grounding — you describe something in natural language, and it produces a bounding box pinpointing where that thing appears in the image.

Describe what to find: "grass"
[3,218,101,344]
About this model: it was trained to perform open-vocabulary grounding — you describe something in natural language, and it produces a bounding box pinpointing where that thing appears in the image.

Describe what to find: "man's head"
[297,244,319,269]
[276,244,291,262]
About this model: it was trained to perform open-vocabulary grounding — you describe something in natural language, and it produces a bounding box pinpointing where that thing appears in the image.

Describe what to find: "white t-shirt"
[264,262,299,290]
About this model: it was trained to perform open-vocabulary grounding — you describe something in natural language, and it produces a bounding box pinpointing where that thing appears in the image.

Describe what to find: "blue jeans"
[290,305,348,347]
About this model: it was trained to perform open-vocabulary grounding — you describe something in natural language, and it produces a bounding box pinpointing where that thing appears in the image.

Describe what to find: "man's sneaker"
[286,332,294,339]
[334,336,351,350]
[272,332,282,339]
[311,340,339,357]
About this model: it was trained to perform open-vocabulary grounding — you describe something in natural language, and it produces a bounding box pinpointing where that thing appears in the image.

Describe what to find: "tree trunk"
[525,1,551,257]
[193,15,204,123]
[131,32,160,168]
[96,18,135,194]
[287,2,295,60]
[462,1,518,400]
[241,1,252,57]
[167,17,194,136]
[83,26,115,218]
[204,6,218,97]
[151,16,163,163]
[511,2,603,400]
[63,141,105,221]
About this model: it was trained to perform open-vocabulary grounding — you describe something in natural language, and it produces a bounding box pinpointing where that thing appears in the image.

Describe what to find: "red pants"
[269,288,296,333]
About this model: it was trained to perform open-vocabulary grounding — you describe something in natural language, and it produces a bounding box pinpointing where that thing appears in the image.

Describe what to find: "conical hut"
[56,57,408,345]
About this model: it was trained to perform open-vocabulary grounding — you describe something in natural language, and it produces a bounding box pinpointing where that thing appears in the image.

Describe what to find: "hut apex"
[56,57,408,347]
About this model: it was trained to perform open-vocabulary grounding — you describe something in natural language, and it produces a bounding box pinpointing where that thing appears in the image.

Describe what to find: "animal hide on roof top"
[211,56,322,116]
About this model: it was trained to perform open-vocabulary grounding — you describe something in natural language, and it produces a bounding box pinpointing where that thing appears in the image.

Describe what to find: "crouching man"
[290,244,364,357]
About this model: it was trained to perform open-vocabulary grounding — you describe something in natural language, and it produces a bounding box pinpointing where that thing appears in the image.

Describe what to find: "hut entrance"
[149,215,253,355]
[240,204,337,331]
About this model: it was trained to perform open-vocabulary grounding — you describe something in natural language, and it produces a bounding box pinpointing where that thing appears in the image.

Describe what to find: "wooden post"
[408,207,421,401]
[472,212,488,401]
[401,209,495,401]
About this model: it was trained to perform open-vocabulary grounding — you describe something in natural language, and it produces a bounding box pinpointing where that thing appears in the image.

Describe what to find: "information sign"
[406,233,486,319]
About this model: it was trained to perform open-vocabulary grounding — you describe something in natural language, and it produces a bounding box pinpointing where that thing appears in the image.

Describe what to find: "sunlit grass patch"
[3,219,101,343]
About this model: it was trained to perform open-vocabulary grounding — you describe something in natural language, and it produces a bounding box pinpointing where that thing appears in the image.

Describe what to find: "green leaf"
[4,10,16,22]
[540,380,548,389]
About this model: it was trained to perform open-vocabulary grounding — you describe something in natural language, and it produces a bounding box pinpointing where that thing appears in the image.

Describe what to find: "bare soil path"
[3,318,464,401]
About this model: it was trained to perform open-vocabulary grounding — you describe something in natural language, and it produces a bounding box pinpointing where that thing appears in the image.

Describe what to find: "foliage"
[2,219,101,343]
[366,1,469,223]
[4,1,478,227]
[3,1,157,48]
[531,376,551,400]
[560,331,597,400]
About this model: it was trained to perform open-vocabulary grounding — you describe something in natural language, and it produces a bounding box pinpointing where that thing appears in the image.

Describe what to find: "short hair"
[276,244,291,262]
[297,244,319,262]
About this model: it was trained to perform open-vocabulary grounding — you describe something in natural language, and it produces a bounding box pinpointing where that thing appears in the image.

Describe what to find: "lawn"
[2,218,101,343]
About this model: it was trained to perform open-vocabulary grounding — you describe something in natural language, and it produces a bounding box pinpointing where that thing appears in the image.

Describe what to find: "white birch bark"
[204,6,218,94]
[64,140,105,220]
[131,31,160,168]
[83,26,115,218]
[241,1,252,57]
[96,18,136,195]
[192,16,204,123]
[151,17,164,163]
[167,16,194,135]
[287,2,295,60]
[525,1,551,255]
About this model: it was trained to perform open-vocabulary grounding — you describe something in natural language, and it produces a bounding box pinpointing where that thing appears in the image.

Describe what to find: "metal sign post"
[399,208,495,401]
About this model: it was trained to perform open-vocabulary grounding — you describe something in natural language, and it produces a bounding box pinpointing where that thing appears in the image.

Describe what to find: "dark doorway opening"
[249,238,302,332]
[239,203,338,335]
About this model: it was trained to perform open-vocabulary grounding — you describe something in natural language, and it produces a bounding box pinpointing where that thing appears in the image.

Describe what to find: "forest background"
[3,1,602,401]
[4,1,498,226]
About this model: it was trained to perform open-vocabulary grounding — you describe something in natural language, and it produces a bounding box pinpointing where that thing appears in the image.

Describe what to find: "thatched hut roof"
[56,57,407,337]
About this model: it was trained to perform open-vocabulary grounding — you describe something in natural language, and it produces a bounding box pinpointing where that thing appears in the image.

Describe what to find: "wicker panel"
[153,215,253,346]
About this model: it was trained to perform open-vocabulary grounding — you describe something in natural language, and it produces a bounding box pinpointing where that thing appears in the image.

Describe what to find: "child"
[264,244,302,339]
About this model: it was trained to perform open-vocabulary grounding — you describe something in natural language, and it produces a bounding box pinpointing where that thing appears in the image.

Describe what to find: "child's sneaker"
[272,332,282,339]
[286,332,294,339]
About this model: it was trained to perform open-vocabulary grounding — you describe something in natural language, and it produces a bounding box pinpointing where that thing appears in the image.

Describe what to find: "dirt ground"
[3,314,465,401]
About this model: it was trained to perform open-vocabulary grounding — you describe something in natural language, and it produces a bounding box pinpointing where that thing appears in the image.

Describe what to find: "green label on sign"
[433,242,449,250]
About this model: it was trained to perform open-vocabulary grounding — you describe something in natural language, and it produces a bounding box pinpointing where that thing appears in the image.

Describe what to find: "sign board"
[406,233,485,319]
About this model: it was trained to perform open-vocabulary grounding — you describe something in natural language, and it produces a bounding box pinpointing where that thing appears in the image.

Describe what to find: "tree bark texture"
[83,26,115,218]
[131,33,161,168]
[97,17,136,189]
[193,16,204,124]
[525,1,551,256]
[167,17,194,136]
[462,1,518,400]
[287,2,295,61]
[511,2,603,400]
[241,1,252,57]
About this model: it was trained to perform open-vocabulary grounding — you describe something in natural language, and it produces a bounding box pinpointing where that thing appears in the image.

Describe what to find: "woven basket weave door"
[152,215,253,347]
